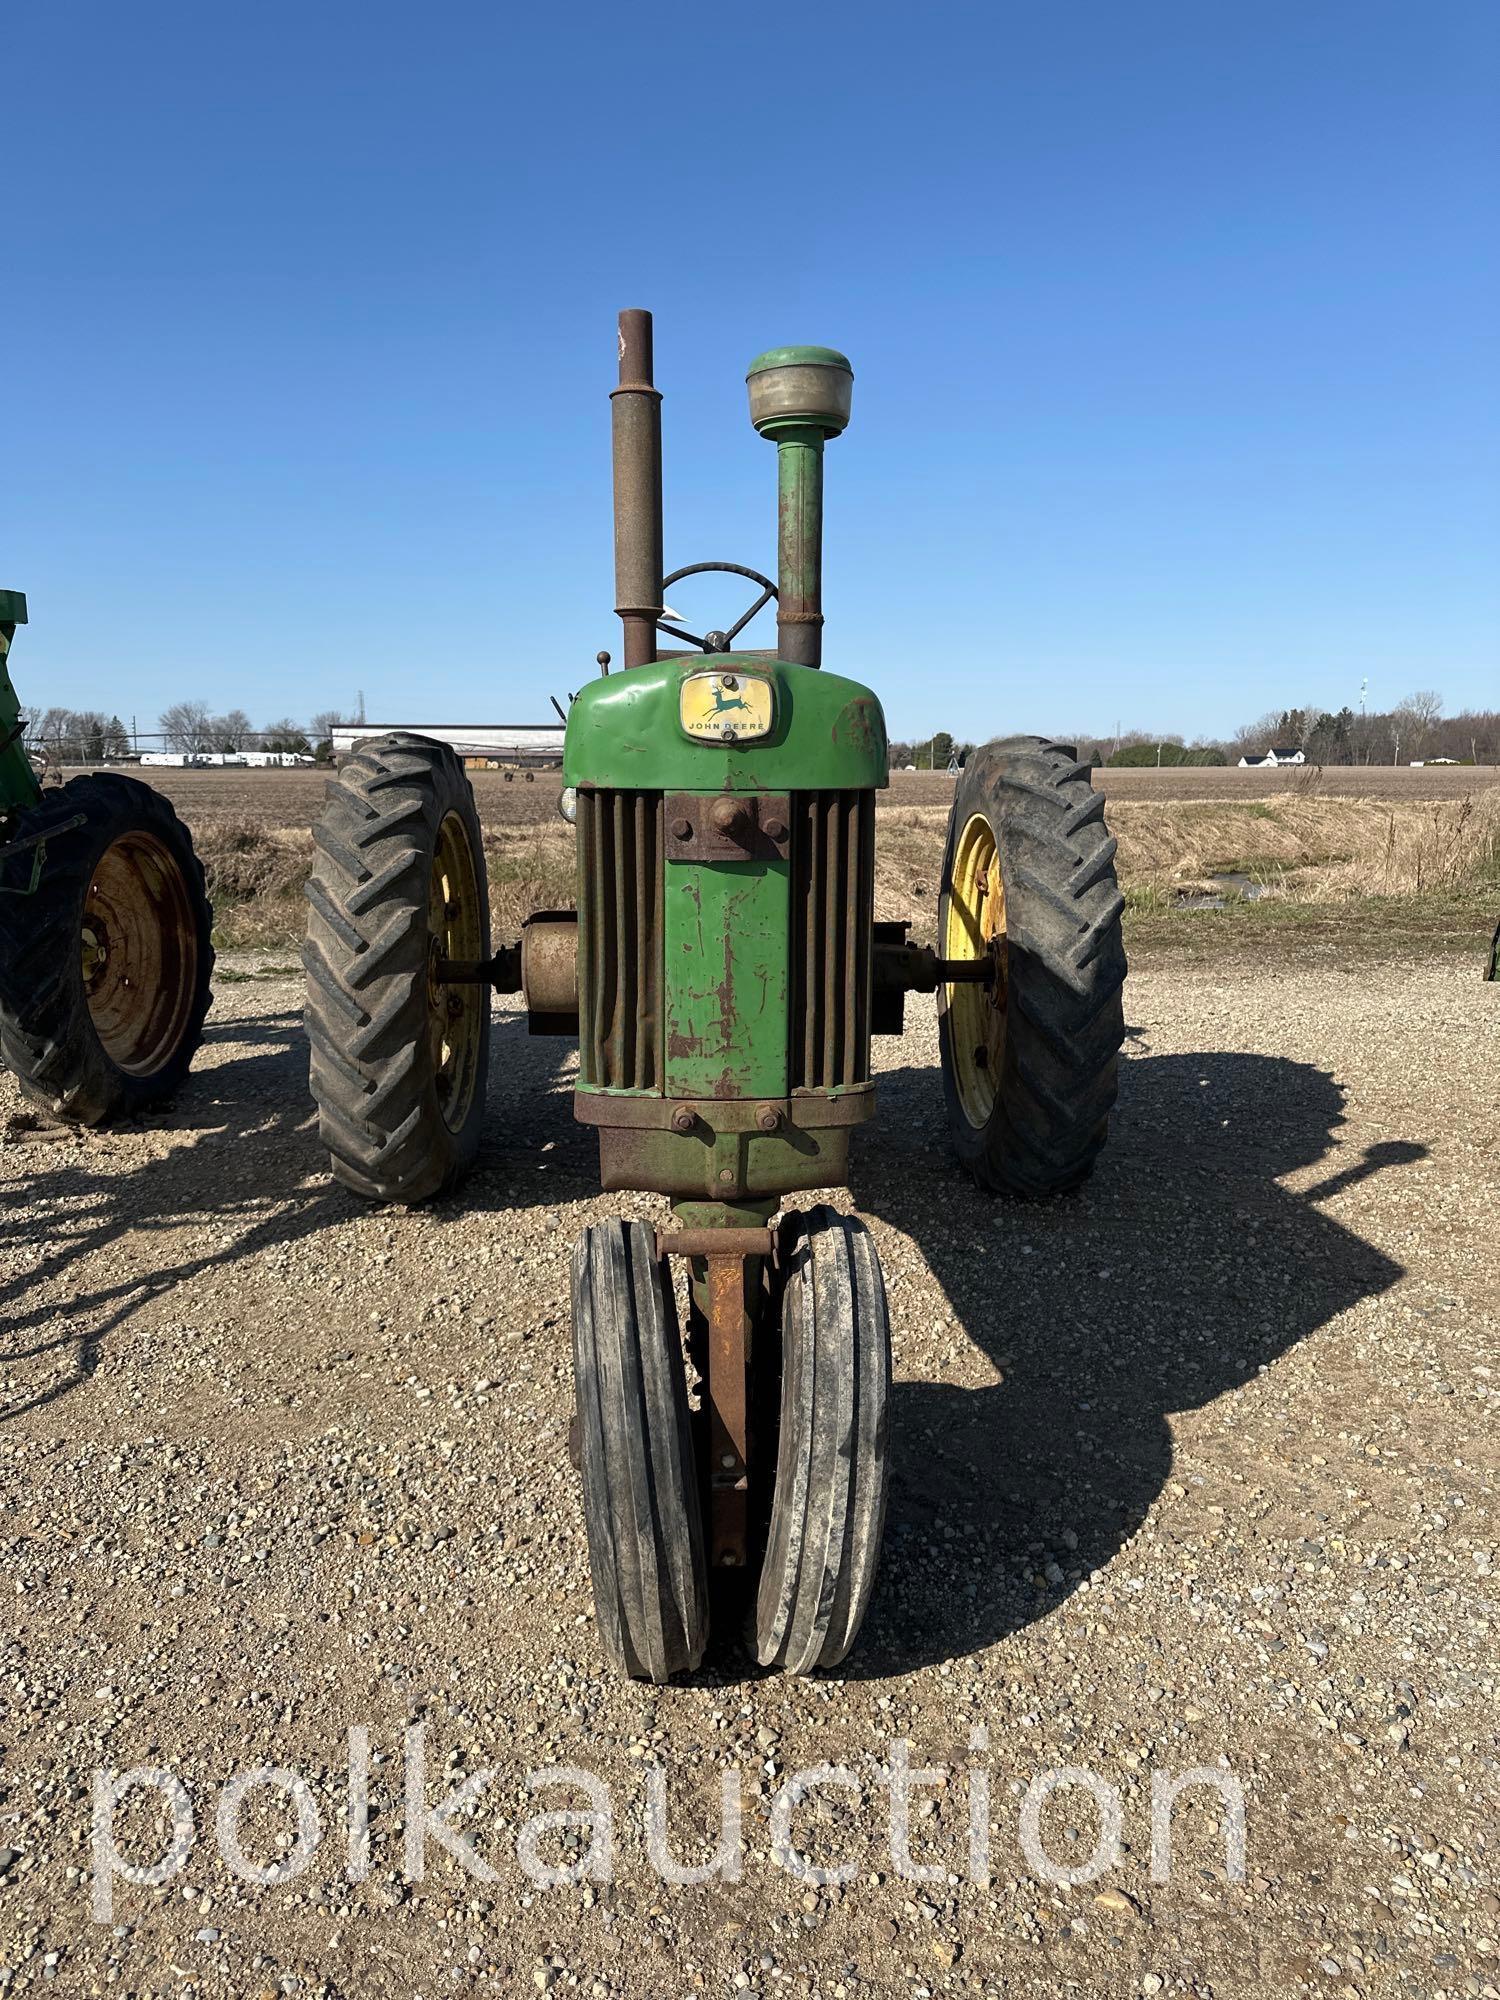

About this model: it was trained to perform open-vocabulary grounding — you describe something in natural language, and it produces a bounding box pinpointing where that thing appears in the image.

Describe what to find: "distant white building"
[140,750,314,768]
[1237,746,1306,768]
[330,723,565,767]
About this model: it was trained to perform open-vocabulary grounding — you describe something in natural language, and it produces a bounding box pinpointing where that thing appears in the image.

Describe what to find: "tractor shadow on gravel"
[845,1045,1428,1677]
[0,1005,567,1424]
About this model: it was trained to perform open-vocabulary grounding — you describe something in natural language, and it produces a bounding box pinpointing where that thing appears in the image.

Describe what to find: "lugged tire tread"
[938,737,1127,1195]
[302,731,489,1205]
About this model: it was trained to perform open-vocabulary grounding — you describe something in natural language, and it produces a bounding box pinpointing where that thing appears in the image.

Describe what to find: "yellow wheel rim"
[426,813,484,1133]
[944,812,1008,1128]
[82,831,199,1077]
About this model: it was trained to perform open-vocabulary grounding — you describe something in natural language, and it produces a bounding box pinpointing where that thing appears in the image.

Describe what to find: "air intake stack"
[746,346,854,669]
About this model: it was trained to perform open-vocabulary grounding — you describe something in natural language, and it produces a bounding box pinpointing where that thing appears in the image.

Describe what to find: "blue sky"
[6,0,1497,743]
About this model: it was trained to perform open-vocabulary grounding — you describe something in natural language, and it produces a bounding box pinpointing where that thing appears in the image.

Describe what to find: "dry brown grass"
[195,816,310,901]
[1109,789,1500,900]
[863,788,1500,940]
[190,779,1500,950]
[480,824,576,933]
[198,816,579,948]
[195,818,314,946]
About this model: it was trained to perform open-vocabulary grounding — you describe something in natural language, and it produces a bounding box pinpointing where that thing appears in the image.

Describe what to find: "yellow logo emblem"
[678,671,774,744]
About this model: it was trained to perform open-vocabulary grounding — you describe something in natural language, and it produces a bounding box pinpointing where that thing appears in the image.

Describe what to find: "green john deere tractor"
[0,592,213,1123]
[303,311,1126,1680]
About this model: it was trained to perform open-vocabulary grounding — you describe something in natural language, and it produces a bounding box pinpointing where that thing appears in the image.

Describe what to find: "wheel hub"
[944,813,1009,1128]
[426,812,485,1133]
[81,830,199,1077]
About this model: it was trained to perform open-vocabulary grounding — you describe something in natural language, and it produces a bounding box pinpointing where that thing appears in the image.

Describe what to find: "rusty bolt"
[709,795,750,837]
[717,1167,735,1184]
[763,817,788,843]
[670,815,692,841]
[756,1104,780,1133]
[670,1105,696,1134]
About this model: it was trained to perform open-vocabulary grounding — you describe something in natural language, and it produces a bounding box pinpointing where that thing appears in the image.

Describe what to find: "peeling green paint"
[664,857,789,1100]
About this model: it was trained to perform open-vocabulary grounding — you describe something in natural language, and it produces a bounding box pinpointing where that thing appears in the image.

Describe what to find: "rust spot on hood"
[833,696,884,760]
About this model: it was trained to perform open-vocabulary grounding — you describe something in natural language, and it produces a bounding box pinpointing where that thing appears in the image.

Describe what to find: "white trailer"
[329,723,566,768]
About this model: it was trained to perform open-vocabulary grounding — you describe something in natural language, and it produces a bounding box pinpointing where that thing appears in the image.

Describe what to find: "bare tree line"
[1221,690,1495,766]
[20,702,354,759]
[902,693,1497,773]
[1075,692,1498,768]
[156,702,352,756]
[22,708,132,762]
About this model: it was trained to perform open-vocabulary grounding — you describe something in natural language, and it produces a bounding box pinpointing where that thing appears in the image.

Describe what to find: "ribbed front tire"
[753,1207,891,1674]
[571,1220,708,1682]
[302,732,490,1204]
[938,737,1126,1195]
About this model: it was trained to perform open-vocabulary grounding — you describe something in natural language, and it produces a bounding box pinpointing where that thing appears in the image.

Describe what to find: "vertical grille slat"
[804,794,822,1087]
[577,790,662,1090]
[824,793,843,1087]
[790,788,875,1092]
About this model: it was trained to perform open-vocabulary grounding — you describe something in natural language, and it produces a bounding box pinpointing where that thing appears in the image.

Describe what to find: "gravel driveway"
[1,949,1495,1999]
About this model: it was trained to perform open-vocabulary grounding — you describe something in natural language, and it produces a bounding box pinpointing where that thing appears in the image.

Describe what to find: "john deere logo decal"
[679,671,774,744]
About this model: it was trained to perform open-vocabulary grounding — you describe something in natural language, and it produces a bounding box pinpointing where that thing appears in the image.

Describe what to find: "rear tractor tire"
[0,773,213,1125]
[303,732,490,1204]
[938,737,1126,1195]
[571,1219,708,1682]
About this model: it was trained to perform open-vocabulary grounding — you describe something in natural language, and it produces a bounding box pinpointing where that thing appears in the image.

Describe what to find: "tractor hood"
[563,656,888,793]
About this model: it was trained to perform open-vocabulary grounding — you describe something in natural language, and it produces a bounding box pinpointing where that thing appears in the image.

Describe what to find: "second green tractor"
[303,312,1127,1680]
[0,593,213,1125]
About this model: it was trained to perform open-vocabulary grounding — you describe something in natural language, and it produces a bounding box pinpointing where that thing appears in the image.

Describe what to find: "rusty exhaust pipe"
[611,309,663,672]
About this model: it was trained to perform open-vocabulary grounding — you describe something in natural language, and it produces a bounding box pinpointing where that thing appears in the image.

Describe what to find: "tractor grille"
[576,789,663,1090]
[789,789,876,1090]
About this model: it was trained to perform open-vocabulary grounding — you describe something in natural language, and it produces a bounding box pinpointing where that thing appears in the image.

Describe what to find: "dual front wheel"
[572,1208,891,1682]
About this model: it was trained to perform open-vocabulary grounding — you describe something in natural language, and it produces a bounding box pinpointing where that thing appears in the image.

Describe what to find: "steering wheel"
[657,562,777,654]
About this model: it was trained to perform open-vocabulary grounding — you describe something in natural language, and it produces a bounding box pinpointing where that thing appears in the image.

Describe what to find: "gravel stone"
[0,946,1494,1998]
